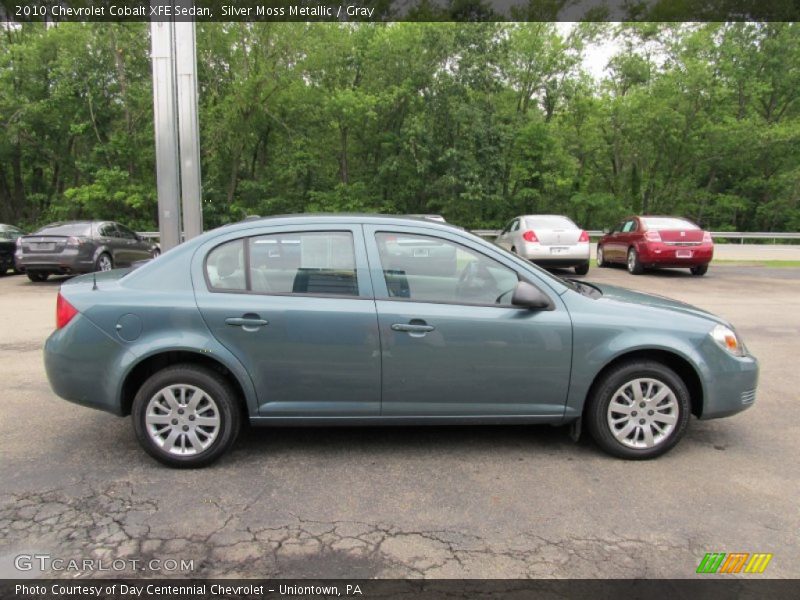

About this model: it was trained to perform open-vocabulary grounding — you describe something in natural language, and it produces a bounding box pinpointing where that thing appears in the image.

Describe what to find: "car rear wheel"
[96,253,113,272]
[132,364,242,468]
[27,271,49,282]
[690,264,708,276]
[596,246,608,268]
[574,262,590,275]
[586,360,691,459]
[627,248,644,275]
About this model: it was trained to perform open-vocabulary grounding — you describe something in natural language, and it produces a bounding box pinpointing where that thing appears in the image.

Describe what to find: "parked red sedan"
[597,216,713,276]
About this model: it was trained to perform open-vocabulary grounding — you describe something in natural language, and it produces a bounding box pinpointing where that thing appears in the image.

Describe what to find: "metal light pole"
[150,0,203,251]
[175,0,203,239]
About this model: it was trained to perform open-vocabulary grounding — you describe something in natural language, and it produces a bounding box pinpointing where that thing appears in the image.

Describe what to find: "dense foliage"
[1,22,799,232]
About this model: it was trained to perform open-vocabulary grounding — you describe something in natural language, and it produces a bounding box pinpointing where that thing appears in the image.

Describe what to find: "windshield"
[35,223,92,236]
[524,216,577,230]
[642,217,699,231]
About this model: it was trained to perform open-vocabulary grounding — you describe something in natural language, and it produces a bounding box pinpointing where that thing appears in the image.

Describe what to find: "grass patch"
[713,260,800,267]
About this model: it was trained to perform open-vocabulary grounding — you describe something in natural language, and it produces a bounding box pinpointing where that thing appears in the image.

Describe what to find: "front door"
[193,226,381,416]
[364,225,572,417]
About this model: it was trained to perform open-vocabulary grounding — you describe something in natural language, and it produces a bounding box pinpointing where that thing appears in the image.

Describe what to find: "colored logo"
[696,552,772,574]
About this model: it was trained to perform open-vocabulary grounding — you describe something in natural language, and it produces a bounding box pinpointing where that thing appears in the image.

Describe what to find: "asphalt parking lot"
[0,263,798,579]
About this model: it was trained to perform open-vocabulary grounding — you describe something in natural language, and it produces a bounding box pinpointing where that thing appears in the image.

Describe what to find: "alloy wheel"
[144,384,220,456]
[606,377,679,449]
[98,255,113,271]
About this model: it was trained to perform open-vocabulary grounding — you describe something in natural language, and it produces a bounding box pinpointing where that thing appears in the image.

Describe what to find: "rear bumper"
[638,243,713,267]
[16,252,95,274]
[519,243,590,265]
[44,313,131,416]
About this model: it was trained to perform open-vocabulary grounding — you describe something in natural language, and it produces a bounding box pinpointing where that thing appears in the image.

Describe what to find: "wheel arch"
[582,348,704,419]
[120,350,250,418]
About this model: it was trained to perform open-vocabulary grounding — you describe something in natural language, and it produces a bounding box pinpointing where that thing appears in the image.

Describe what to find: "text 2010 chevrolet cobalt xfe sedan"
[44,215,758,467]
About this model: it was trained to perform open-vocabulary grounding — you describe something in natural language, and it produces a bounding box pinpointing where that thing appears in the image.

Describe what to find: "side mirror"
[511,281,552,310]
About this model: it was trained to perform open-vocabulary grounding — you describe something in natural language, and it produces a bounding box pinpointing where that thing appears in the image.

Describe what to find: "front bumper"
[698,340,759,419]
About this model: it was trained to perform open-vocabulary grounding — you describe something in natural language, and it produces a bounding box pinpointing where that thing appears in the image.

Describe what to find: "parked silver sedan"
[495,215,591,275]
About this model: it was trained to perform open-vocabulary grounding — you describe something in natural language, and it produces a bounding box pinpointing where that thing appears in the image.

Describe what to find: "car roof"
[218,213,463,233]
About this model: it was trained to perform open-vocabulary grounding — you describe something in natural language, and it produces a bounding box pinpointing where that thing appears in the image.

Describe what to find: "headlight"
[710,324,746,357]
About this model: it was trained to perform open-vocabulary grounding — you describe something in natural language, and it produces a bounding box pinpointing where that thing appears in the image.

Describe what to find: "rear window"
[524,216,577,230]
[641,218,699,231]
[35,223,92,236]
[0,230,21,241]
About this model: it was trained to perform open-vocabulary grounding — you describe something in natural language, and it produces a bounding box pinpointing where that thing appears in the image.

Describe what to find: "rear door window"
[249,231,358,296]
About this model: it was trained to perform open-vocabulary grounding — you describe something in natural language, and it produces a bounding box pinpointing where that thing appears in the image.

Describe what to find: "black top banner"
[1,0,799,22]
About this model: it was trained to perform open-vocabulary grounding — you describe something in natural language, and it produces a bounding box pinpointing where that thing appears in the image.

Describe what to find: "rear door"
[364,224,572,417]
[192,225,381,417]
[116,223,152,262]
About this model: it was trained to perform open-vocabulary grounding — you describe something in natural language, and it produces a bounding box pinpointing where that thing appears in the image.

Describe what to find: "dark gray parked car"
[16,221,159,282]
[0,224,25,275]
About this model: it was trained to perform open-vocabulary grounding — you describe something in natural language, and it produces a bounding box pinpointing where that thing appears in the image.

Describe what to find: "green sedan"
[44,215,758,467]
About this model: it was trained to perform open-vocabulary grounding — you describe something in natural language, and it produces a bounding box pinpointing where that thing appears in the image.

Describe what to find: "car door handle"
[225,316,269,330]
[391,323,435,333]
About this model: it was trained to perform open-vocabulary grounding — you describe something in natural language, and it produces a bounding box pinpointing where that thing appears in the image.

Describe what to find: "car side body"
[598,215,714,276]
[43,215,757,466]
[16,220,158,281]
[495,215,591,275]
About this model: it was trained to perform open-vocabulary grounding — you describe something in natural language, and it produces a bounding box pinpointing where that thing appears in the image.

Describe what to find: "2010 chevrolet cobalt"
[44,215,758,467]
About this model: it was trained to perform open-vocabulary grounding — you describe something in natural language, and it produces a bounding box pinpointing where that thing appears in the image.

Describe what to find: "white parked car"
[495,215,591,275]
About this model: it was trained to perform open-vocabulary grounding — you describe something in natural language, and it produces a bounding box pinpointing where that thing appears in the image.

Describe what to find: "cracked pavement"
[0,266,798,578]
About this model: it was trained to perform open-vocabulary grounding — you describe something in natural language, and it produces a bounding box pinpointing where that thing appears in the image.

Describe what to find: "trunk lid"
[657,229,704,243]
[533,228,582,246]
[21,234,71,254]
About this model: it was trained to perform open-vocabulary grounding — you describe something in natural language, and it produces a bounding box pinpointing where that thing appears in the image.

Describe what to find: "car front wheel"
[132,364,242,468]
[585,360,691,459]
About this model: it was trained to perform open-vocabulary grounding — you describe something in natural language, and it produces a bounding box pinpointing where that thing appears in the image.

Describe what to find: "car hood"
[590,282,729,326]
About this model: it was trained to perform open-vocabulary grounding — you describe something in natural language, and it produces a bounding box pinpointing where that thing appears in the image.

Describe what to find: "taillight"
[703,231,713,243]
[644,230,661,242]
[522,230,538,243]
[66,236,85,247]
[56,293,79,329]
[578,230,589,243]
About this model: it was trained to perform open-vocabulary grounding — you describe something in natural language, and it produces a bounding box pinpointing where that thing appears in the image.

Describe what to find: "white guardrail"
[138,230,800,243]
[472,230,800,243]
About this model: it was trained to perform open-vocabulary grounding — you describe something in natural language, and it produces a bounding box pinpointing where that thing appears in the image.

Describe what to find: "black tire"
[690,264,708,276]
[627,247,644,275]
[132,364,242,468]
[574,262,590,276]
[596,245,609,268]
[510,246,517,254]
[27,271,49,282]
[96,253,113,272]
[585,360,691,460]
